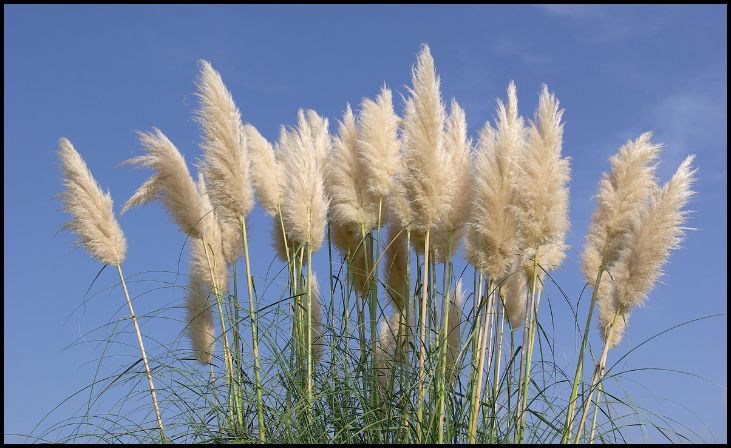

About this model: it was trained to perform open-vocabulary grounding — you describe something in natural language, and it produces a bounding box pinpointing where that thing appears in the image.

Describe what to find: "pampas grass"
[122,129,206,238]
[196,60,254,226]
[470,83,525,280]
[51,44,705,446]
[279,113,330,251]
[58,138,127,265]
[357,86,401,198]
[57,138,165,442]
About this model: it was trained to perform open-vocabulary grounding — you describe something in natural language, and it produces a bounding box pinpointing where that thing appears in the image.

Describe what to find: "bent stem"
[241,218,266,443]
[115,263,166,443]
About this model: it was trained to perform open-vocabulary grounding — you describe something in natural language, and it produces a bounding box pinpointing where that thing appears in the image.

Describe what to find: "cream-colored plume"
[279,114,330,251]
[470,83,525,279]
[515,85,570,256]
[596,279,626,349]
[186,272,215,364]
[581,132,660,285]
[433,99,473,261]
[401,44,452,232]
[611,155,696,310]
[325,104,378,233]
[122,129,206,238]
[245,123,284,217]
[196,60,253,226]
[375,307,411,387]
[58,138,127,265]
[357,86,401,198]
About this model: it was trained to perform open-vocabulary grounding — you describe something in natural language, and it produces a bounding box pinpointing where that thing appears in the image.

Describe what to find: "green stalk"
[398,227,412,443]
[588,378,605,444]
[489,288,505,440]
[575,309,619,443]
[240,218,265,442]
[416,228,431,443]
[202,235,235,423]
[115,263,166,443]
[562,260,607,443]
[436,238,454,443]
[518,256,542,442]
[468,276,490,443]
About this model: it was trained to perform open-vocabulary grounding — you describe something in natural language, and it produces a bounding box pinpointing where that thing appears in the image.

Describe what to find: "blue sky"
[4,4,726,443]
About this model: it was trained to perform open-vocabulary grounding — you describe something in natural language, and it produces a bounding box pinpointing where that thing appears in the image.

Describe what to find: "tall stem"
[468,276,491,443]
[115,263,166,443]
[490,288,505,440]
[562,262,606,443]
[518,255,542,442]
[416,228,431,443]
[240,218,265,442]
[306,243,314,411]
[575,309,619,443]
[202,235,235,423]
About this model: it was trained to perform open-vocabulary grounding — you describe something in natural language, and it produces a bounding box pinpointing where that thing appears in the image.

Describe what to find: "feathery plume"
[611,155,696,310]
[245,123,284,217]
[383,222,409,311]
[523,241,569,286]
[58,138,127,265]
[123,129,206,238]
[471,84,525,279]
[186,273,215,364]
[401,44,452,231]
[376,307,411,387]
[357,86,401,198]
[581,132,660,285]
[325,105,378,233]
[298,109,331,169]
[596,279,626,349]
[196,60,253,226]
[515,85,571,251]
[433,99,473,261]
[190,175,228,291]
[279,114,330,251]
[197,172,241,265]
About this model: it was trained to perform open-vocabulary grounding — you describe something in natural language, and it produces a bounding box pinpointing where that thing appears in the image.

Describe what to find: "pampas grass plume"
[245,123,283,217]
[58,138,127,265]
[357,86,401,198]
[196,60,253,225]
[123,129,205,239]
[186,273,215,364]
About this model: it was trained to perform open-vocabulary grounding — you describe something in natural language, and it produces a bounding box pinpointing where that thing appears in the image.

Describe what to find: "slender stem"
[588,378,605,443]
[398,227,412,443]
[518,255,542,442]
[416,228,431,443]
[202,235,235,423]
[575,309,619,443]
[490,288,505,440]
[240,218,265,442]
[562,262,607,443]
[306,243,313,411]
[468,276,491,443]
[115,263,166,443]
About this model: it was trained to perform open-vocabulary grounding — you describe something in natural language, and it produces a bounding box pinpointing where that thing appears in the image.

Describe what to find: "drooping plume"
[471,83,525,279]
[383,222,409,311]
[581,132,660,285]
[279,113,330,251]
[122,129,206,238]
[596,279,626,349]
[186,272,215,364]
[433,99,473,261]
[515,85,570,255]
[197,172,240,268]
[191,174,228,292]
[58,138,127,265]
[401,44,452,232]
[503,266,528,329]
[325,105,378,234]
[196,60,253,226]
[357,86,401,198]
[310,275,325,362]
[376,307,412,387]
[447,279,465,381]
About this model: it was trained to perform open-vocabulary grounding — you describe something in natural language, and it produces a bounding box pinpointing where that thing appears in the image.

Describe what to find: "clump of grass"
[46,44,709,446]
